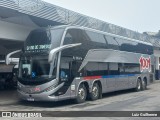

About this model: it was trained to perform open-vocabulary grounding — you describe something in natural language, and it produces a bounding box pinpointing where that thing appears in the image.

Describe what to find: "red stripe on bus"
[83,76,102,80]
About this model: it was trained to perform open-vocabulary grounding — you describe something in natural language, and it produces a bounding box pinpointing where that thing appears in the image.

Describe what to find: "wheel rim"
[142,80,146,89]
[138,80,141,90]
[92,86,98,97]
[78,88,85,100]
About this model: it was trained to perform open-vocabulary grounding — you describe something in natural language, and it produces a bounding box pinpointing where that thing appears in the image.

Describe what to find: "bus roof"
[49,25,153,46]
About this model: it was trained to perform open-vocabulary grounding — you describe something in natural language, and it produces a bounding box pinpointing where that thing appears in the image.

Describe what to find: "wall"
[0,20,35,41]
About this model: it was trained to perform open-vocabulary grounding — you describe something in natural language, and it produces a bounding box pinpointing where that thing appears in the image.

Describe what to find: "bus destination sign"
[26,44,51,52]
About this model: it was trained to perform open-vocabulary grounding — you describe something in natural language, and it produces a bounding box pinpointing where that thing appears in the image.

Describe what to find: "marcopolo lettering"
[139,56,151,72]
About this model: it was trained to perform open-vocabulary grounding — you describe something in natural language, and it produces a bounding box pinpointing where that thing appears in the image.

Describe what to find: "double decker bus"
[14,25,154,103]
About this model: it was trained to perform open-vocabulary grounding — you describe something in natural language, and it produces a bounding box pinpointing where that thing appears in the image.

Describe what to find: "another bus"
[13,25,154,103]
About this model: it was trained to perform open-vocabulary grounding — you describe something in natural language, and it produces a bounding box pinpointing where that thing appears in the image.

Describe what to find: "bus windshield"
[25,28,64,53]
[18,55,57,85]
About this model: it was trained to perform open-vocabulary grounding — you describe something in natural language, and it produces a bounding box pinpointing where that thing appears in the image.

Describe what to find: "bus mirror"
[6,50,21,65]
[48,43,82,63]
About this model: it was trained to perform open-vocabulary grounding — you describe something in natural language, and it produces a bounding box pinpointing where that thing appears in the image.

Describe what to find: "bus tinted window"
[116,37,153,55]
[63,29,84,45]
[85,31,107,48]
[27,29,50,46]
[105,35,119,50]
[25,29,51,52]
[86,62,99,76]
[116,38,138,53]
[119,63,125,74]
[85,62,108,76]
[50,28,64,49]
[63,29,87,57]
[25,28,64,53]
[98,63,108,75]
[136,43,153,55]
[85,31,106,43]
[124,63,140,74]
[109,63,119,75]
[63,32,73,45]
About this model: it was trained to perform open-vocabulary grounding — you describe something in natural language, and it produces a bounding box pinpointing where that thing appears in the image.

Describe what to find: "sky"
[43,0,160,33]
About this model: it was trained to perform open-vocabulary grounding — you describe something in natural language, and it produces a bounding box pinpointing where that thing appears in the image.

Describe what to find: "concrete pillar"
[154,50,160,70]
[154,50,160,80]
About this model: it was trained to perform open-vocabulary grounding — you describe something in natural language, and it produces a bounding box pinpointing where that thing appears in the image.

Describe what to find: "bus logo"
[139,56,151,72]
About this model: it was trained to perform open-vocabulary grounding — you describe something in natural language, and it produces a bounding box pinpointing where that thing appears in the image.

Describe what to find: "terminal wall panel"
[0,20,35,41]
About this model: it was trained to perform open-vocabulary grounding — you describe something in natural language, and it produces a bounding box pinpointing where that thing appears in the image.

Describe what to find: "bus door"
[58,57,78,98]
[58,58,71,97]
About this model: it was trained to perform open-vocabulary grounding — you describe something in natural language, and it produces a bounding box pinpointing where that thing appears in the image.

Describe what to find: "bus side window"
[98,63,109,76]
[109,63,119,75]
[119,63,125,74]
[63,33,73,45]
[85,62,99,76]
[124,63,140,74]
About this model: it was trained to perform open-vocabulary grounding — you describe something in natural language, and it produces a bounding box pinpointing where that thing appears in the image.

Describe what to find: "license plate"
[27,98,35,101]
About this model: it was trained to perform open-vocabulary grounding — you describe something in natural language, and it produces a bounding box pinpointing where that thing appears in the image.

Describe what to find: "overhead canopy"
[0,0,160,47]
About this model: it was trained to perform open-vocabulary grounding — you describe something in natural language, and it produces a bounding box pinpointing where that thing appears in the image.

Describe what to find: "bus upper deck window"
[64,33,73,45]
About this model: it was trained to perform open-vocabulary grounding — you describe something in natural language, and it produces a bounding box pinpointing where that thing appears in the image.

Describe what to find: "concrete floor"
[0,80,160,120]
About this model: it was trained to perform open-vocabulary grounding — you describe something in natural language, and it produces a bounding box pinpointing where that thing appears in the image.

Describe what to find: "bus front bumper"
[17,81,66,101]
[17,89,59,102]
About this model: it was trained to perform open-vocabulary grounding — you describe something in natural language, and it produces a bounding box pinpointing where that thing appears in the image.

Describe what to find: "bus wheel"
[75,84,87,104]
[141,79,147,90]
[135,78,141,92]
[90,82,100,101]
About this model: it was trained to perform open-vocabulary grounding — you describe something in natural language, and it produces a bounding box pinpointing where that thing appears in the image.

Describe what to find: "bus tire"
[90,82,100,101]
[75,84,87,104]
[141,79,147,90]
[135,78,141,92]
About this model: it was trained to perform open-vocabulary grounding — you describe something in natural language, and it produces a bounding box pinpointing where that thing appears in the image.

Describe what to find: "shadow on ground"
[0,87,151,108]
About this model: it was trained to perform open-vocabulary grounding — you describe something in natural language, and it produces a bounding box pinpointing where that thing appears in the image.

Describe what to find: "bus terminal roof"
[0,0,160,47]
